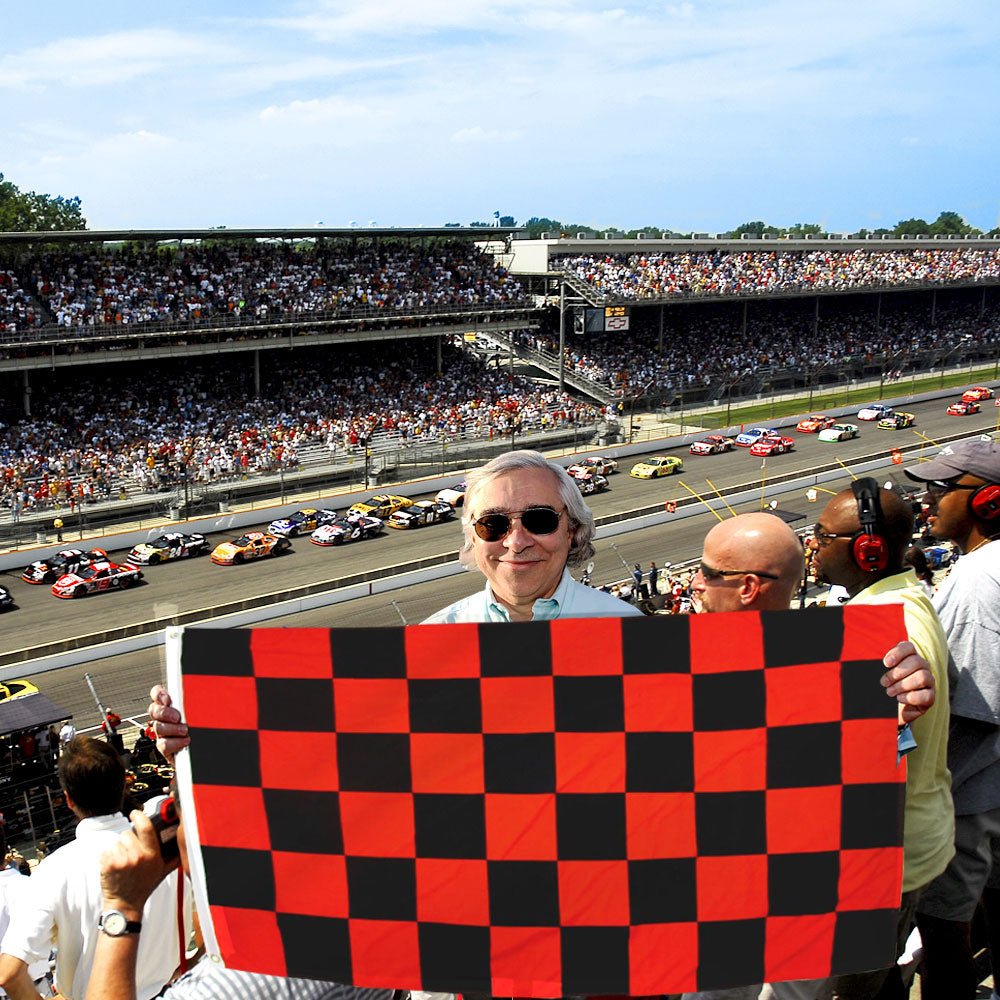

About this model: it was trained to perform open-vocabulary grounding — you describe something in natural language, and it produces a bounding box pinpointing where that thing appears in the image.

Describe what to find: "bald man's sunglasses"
[698,561,779,581]
[473,506,565,542]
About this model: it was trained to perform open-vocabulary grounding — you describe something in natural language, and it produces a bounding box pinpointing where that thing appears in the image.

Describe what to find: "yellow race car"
[348,494,414,519]
[210,531,292,565]
[629,456,684,479]
[0,679,38,702]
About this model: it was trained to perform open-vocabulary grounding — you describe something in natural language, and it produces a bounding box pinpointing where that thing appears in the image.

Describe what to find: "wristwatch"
[98,910,142,937]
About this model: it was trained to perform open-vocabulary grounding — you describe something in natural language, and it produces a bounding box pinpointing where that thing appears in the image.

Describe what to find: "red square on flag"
[333,678,409,733]
[690,611,764,673]
[273,852,348,918]
[482,676,554,733]
[765,662,842,726]
[339,792,415,857]
[349,919,421,989]
[627,792,697,859]
[253,628,332,678]
[416,858,490,925]
[558,861,630,925]
[550,618,623,675]
[491,926,562,997]
[259,731,338,790]
[694,729,766,792]
[624,674,693,731]
[407,623,480,678]
[410,733,485,794]
[697,855,768,921]
[767,787,842,854]
[556,732,625,793]
[486,793,558,861]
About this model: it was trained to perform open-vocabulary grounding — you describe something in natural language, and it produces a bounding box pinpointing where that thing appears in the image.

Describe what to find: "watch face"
[101,911,128,936]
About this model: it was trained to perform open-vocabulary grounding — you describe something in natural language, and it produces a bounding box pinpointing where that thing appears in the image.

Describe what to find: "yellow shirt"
[851,570,954,892]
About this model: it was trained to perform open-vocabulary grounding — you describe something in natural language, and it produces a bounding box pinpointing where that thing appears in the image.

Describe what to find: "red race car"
[947,400,981,416]
[962,386,993,403]
[51,561,142,599]
[749,436,795,457]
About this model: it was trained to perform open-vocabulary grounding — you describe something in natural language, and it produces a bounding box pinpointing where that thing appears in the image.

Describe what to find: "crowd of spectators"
[0,343,598,515]
[532,294,1000,397]
[555,247,1000,300]
[0,240,527,334]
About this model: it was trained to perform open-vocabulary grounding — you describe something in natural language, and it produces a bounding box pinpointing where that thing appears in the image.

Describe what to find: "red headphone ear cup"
[971,484,1000,520]
[852,532,889,572]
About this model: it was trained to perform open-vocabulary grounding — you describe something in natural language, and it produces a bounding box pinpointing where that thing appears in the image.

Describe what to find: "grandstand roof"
[506,234,1000,275]
[0,226,525,246]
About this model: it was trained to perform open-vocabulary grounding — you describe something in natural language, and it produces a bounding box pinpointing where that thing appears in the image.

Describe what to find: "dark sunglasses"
[699,560,779,581]
[923,480,978,498]
[473,506,565,542]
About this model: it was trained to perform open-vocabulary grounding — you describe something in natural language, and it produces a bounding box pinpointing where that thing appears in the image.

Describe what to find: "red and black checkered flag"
[170,605,906,995]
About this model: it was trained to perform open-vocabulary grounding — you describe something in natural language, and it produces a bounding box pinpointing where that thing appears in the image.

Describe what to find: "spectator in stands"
[0,824,48,995]
[0,737,190,1000]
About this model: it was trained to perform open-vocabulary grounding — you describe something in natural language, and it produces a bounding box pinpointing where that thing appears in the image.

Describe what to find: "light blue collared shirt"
[422,569,645,623]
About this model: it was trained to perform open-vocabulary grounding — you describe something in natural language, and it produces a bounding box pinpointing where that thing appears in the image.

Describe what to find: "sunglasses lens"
[473,507,562,542]
[520,508,561,535]
[474,514,510,542]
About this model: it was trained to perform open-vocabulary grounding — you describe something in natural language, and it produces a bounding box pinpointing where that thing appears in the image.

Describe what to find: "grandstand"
[0,228,998,541]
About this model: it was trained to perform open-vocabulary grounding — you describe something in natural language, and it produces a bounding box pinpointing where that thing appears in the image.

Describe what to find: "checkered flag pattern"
[172,604,906,996]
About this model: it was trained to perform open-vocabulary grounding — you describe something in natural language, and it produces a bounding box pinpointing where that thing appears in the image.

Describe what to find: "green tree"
[0,173,87,231]
[927,211,980,236]
[893,217,931,236]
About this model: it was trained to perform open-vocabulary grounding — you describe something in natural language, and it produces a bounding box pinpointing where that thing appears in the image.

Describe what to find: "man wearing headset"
[806,479,954,1000]
[904,438,1000,999]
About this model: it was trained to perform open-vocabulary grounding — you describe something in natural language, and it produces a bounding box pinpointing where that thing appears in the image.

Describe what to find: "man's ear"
[738,576,761,607]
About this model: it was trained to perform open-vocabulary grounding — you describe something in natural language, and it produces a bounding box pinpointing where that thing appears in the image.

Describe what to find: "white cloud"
[259,96,371,125]
[0,29,228,90]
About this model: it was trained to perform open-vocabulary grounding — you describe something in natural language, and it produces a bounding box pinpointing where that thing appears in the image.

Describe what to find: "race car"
[817,422,859,443]
[210,531,291,565]
[0,586,14,611]
[947,400,981,416]
[23,548,109,585]
[796,415,836,433]
[629,456,684,479]
[567,456,618,476]
[127,532,207,565]
[858,403,894,421]
[348,494,413,519]
[962,386,994,402]
[51,560,142,599]
[267,507,339,537]
[734,427,775,447]
[749,435,795,456]
[689,435,736,455]
[387,500,455,529]
[435,482,467,507]
[311,515,384,546]
[878,411,916,430]
[574,472,610,496]
[0,679,37,700]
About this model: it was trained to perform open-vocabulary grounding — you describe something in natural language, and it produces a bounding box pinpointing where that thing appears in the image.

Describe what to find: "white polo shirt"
[2,813,191,1000]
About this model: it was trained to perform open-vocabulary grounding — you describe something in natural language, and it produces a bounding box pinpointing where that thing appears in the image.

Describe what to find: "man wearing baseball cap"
[905,436,1000,999]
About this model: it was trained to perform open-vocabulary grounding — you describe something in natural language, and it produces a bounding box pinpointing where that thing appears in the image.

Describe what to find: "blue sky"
[2,1,999,232]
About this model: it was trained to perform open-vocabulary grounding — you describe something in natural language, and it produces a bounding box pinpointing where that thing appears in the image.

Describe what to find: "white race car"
[817,423,859,443]
[567,456,618,477]
[311,515,385,546]
[435,481,467,507]
[857,403,893,421]
[387,500,455,529]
